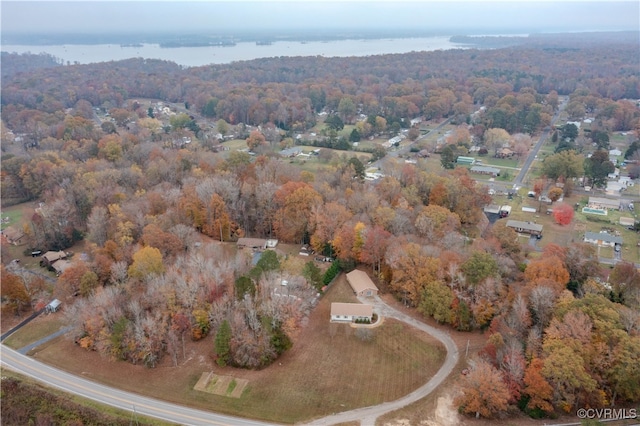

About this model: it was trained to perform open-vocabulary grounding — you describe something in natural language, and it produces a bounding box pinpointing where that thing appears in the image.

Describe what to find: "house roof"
[280,146,303,156]
[588,197,620,209]
[584,232,623,244]
[51,259,73,274]
[483,204,501,214]
[2,226,24,241]
[470,165,501,174]
[42,250,67,263]
[331,302,373,317]
[620,217,635,226]
[346,270,378,294]
[237,238,267,248]
[506,220,543,232]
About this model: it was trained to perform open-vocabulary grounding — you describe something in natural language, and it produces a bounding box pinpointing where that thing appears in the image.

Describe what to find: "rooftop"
[330,302,373,317]
[346,269,378,294]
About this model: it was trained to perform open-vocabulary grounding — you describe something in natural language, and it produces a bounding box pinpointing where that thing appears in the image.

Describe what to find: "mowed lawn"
[32,274,445,424]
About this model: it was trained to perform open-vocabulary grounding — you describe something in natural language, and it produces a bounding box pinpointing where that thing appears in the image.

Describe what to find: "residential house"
[506,220,543,237]
[330,303,374,323]
[584,232,622,247]
[470,165,501,177]
[346,269,379,297]
[236,238,267,250]
[588,197,620,210]
[483,205,501,215]
[51,260,73,276]
[2,226,26,245]
[40,250,67,268]
[280,146,304,158]
[383,135,404,149]
[495,148,514,158]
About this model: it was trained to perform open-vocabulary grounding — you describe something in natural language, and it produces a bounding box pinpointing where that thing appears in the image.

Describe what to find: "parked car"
[314,256,334,262]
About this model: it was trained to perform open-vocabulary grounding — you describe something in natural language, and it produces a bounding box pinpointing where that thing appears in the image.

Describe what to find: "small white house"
[330,303,373,323]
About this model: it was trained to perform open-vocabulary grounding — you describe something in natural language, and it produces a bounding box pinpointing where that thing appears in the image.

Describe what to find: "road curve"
[301,295,460,426]
[0,345,279,426]
[1,294,459,426]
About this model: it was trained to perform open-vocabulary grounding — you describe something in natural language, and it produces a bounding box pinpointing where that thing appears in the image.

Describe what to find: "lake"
[2,36,469,67]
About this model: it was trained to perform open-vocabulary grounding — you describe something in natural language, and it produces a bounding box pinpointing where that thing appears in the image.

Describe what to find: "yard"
[28,273,446,424]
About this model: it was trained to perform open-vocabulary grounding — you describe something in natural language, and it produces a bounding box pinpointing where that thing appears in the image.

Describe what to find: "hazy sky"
[2,1,639,35]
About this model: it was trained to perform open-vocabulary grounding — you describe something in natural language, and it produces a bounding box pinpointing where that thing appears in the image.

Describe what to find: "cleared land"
[29,274,445,424]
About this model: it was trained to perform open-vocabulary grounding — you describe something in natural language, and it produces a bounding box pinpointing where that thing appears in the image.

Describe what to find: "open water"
[2,36,470,67]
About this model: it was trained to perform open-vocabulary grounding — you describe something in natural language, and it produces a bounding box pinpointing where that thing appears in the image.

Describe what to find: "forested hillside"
[1,31,639,419]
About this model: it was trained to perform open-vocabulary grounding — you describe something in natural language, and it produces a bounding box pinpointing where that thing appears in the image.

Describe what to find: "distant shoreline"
[2,31,636,68]
[2,29,634,47]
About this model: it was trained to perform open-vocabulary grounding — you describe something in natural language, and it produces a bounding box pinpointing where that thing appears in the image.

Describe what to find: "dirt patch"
[194,372,248,398]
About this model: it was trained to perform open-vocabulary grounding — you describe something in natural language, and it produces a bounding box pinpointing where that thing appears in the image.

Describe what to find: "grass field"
[31,274,445,424]
[0,207,23,231]
[474,156,521,169]
[3,316,67,350]
[219,138,249,151]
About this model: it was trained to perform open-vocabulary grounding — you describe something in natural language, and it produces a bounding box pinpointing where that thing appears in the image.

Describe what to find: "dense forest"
[1,31,639,419]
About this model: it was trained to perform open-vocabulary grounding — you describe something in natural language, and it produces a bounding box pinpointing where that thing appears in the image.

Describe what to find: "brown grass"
[32,274,445,424]
[3,314,66,349]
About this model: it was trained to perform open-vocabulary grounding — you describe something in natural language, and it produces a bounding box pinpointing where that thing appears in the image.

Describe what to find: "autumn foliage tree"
[525,256,570,294]
[274,182,321,243]
[386,242,441,306]
[1,266,31,315]
[128,246,164,280]
[246,130,266,151]
[456,359,510,419]
[522,358,554,415]
[552,202,574,225]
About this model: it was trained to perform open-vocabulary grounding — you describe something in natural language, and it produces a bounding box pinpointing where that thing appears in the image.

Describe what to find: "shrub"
[322,262,341,285]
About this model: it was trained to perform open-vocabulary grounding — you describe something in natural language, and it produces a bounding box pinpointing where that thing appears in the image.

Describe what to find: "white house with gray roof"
[584,232,623,247]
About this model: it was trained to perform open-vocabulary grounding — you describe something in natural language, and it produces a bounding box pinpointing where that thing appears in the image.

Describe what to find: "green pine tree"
[215,320,231,367]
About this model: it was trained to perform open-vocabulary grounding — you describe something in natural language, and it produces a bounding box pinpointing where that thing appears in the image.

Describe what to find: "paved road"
[0,309,44,342]
[17,326,73,354]
[2,292,459,426]
[513,97,569,187]
[0,345,279,426]
[303,295,459,426]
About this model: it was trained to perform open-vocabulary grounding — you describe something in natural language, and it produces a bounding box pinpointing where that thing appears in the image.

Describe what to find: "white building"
[330,303,374,323]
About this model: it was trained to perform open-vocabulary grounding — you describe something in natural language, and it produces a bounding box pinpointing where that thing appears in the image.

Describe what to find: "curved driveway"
[302,295,459,425]
[1,294,458,426]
